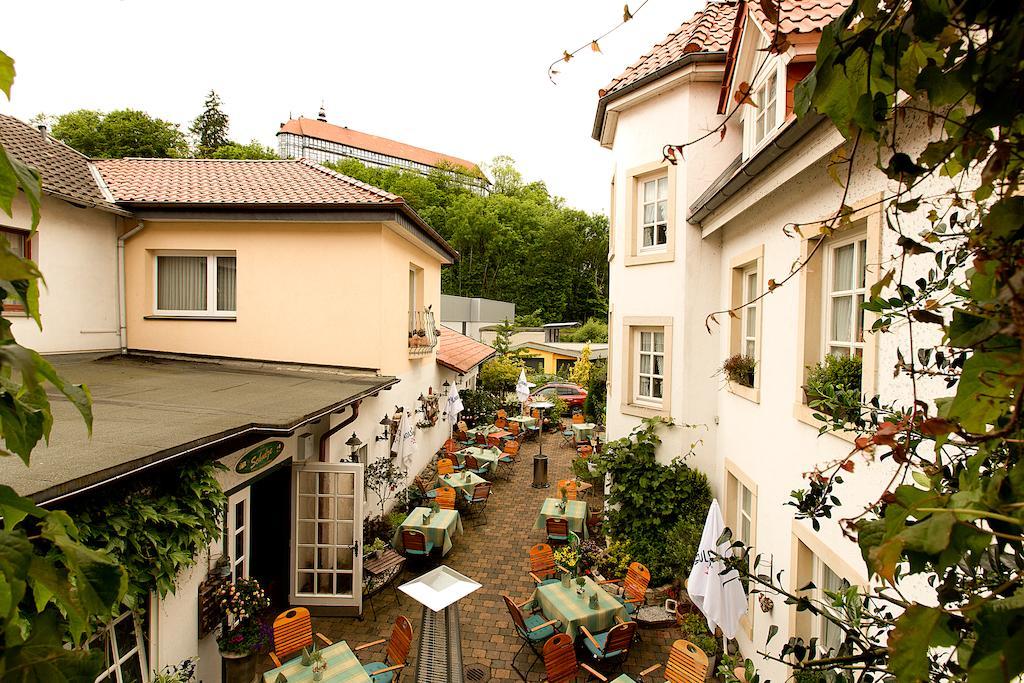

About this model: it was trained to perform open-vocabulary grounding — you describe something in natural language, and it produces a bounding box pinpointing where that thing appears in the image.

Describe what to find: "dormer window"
[741,41,785,159]
[752,71,778,147]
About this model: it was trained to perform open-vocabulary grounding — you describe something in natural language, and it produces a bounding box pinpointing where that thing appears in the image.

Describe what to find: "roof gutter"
[592,52,726,142]
[688,111,826,225]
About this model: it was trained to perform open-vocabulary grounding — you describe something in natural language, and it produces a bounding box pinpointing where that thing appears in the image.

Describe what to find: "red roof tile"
[436,326,495,374]
[602,1,738,96]
[278,118,485,179]
[92,158,397,205]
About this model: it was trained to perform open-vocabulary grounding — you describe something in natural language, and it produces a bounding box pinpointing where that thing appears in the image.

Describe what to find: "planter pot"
[221,650,258,683]
[745,371,755,387]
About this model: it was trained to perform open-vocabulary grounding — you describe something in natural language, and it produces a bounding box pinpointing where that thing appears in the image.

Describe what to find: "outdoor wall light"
[375,415,390,442]
[442,380,450,390]
[345,432,363,462]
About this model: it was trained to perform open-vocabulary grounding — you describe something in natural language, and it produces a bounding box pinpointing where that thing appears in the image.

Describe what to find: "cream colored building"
[595,1,943,677]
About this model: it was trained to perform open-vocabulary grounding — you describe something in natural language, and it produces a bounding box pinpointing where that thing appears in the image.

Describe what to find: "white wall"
[6,192,121,353]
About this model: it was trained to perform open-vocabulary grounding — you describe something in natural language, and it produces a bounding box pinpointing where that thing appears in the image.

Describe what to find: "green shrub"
[387,510,409,530]
[562,317,608,343]
[584,362,607,424]
[596,541,632,578]
[804,353,863,423]
[679,612,719,658]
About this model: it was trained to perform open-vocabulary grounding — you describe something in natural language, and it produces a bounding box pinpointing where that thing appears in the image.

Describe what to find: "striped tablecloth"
[466,424,498,437]
[456,446,501,474]
[439,471,487,497]
[508,415,537,428]
[262,641,371,682]
[391,507,463,556]
[533,498,589,539]
[531,575,627,641]
[571,422,597,440]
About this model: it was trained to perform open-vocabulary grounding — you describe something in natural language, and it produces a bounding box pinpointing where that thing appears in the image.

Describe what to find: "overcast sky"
[1,0,704,214]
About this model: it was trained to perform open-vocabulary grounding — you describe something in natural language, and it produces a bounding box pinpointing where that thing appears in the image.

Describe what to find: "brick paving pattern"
[259,432,679,681]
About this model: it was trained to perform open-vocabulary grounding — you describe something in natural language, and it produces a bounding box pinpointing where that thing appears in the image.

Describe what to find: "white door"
[290,461,364,609]
[227,488,250,581]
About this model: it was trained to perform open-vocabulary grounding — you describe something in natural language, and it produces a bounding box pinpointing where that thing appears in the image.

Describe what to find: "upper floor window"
[639,176,668,251]
[635,328,665,404]
[155,252,236,317]
[752,71,778,148]
[825,236,867,357]
[0,227,30,312]
[742,265,759,358]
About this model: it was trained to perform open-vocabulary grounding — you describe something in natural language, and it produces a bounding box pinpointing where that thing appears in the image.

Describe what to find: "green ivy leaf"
[888,605,955,682]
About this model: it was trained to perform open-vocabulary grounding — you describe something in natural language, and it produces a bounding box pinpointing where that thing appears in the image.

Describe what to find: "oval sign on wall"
[235,441,284,475]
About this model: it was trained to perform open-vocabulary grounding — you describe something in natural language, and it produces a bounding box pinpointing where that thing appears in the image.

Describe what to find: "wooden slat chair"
[414,476,439,500]
[529,543,564,585]
[580,618,638,673]
[475,431,488,445]
[400,529,433,558]
[599,561,650,616]
[576,443,594,458]
[464,453,490,479]
[355,615,414,682]
[269,607,332,667]
[436,485,457,510]
[461,482,492,525]
[497,440,521,480]
[495,415,508,429]
[542,633,606,683]
[438,451,464,472]
[638,639,710,683]
[559,423,576,449]
[509,421,521,436]
[497,409,508,419]
[555,480,578,501]
[503,594,560,679]
[436,458,455,477]
[545,517,570,545]
[455,427,473,447]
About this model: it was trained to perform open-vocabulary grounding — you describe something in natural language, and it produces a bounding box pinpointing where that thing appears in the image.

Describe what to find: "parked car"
[530,382,588,413]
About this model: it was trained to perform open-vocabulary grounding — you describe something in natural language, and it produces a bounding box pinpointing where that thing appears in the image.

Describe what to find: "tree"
[209,140,278,160]
[51,109,188,158]
[190,90,230,156]
[563,317,608,343]
[568,342,593,388]
[492,318,517,357]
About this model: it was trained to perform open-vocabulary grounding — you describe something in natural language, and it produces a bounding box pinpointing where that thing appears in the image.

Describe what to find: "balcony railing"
[408,309,439,355]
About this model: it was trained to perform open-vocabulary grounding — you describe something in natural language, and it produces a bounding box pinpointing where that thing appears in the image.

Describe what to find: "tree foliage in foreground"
[326,155,610,324]
[716,1,1024,681]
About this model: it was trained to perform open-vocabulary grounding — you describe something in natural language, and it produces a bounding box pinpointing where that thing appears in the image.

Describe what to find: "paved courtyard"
[262,431,680,681]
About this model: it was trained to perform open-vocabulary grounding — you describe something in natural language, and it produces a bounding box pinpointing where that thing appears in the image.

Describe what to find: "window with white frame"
[1,227,30,311]
[742,265,759,358]
[728,469,757,633]
[751,70,778,149]
[825,236,867,357]
[635,329,665,403]
[89,610,147,683]
[814,556,845,654]
[154,252,236,316]
[638,176,668,251]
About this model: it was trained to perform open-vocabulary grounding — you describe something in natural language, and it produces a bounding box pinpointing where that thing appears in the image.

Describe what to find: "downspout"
[319,399,361,462]
[117,220,146,354]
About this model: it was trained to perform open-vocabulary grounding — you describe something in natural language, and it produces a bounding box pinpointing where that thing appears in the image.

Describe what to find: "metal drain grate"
[414,604,465,682]
[464,665,490,681]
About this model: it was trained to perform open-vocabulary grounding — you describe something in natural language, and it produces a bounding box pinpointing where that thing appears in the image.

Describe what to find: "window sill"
[625,250,674,267]
[144,315,237,322]
[727,382,759,404]
[621,401,669,419]
[792,402,857,444]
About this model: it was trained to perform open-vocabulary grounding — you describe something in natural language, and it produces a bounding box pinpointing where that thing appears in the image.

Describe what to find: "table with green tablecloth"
[530,575,627,641]
[533,498,589,539]
[466,424,498,437]
[571,422,597,441]
[391,507,463,556]
[508,415,537,428]
[262,640,371,683]
[438,471,487,497]
[456,446,501,474]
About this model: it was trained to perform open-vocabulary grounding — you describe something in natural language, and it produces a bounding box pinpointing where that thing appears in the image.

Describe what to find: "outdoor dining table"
[456,446,501,474]
[466,424,499,437]
[533,498,589,539]
[530,575,628,641]
[438,471,487,497]
[488,429,513,440]
[508,415,537,428]
[261,640,372,682]
[571,422,597,441]
[610,676,639,683]
[391,507,464,556]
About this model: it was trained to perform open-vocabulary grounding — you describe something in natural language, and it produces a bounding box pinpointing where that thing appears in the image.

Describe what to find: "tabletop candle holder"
[589,592,600,609]
[575,577,586,597]
[561,571,571,589]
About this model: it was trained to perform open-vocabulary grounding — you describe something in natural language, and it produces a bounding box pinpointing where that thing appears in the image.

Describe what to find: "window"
[825,237,867,357]
[814,556,845,653]
[155,252,236,317]
[639,176,668,251]
[1,227,30,311]
[725,464,757,635]
[635,329,665,403]
[227,489,249,582]
[752,71,778,148]
[742,266,758,358]
[793,524,863,656]
[89,610,147,683]
[523,357,544,373]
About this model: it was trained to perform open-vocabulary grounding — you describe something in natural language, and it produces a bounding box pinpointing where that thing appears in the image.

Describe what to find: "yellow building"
[512,341,609,376]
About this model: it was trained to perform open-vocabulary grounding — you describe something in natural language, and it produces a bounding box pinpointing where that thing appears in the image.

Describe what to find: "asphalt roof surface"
[7,354,394,502]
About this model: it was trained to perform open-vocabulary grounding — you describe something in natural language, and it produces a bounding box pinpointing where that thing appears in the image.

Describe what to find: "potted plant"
[215,578,271,683]
[679,611,721,676]
[718,354,757,388]
[152,657,198,683]
[803,354,863,423]
[366,537,386,560]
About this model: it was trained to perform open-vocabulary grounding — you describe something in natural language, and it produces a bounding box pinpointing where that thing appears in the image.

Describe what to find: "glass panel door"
[227,489,250,581]
[291,461,363,609]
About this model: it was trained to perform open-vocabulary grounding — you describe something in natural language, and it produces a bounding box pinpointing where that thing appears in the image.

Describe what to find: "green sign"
[235,441,284,474]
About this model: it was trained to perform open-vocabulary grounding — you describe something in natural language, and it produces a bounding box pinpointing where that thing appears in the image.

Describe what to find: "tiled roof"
[746,0,849,37]
[0,114,125,214]
[601,1,738,96]
[92,158,398,205]
[279,118,486,179]
[436,326,495,374]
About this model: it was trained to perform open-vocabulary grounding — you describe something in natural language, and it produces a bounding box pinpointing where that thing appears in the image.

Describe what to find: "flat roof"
[10,354,395,504]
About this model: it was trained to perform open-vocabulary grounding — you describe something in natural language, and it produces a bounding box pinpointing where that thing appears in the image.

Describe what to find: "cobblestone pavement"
[260,432,680,681]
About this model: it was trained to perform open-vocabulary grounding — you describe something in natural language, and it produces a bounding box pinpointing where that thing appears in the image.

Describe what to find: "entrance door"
[290,461,364,610]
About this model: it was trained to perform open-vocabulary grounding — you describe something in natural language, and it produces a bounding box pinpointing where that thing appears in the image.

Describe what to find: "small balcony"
[408,309,439,356]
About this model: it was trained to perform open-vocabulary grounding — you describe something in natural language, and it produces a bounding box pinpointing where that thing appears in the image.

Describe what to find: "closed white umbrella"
[687,499,748,648]
[515,369,534,415]
[446,382,464,435]
[392,410,417,468]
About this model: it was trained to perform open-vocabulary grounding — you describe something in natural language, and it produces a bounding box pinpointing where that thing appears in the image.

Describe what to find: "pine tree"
[190,90,230,157]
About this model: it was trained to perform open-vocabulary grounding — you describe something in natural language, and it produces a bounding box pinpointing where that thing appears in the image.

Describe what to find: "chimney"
[37,124,47,137]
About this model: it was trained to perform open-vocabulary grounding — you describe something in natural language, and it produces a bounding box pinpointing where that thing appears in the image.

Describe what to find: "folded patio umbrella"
[687,499,748,645]
[515,368,533,414]
[392,410,417,468]
[446,382,464,436]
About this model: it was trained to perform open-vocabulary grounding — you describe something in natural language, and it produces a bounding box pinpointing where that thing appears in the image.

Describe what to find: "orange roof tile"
[278,118,485,179]
[745,0,849,38]
[601,1,738,97]
[436,326,495,374]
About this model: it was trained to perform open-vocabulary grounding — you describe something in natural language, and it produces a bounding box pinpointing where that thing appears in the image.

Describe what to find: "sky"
[1,0,704,214]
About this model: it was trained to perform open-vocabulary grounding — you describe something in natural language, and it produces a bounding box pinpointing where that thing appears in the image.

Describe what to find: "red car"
[530,383,588,412]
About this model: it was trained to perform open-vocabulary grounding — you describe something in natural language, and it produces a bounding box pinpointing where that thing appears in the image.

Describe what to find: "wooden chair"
[509,421,521,436]
[577,443,594,458]
[497,440,521,480]
[497,409,508,419]
[438,451,464,472]
[542,633,606,683]
[503,594,560,679]
[545,517,570,545]
[462,482,492,524]
[414,476,439,500]
[559,424,576,449]
[572,413,585,424]
[464,453,490,478]
[400,528,433,557]
[475,432,488,445]
[638,639,710,683]
[555,480,578,501]
[455,428,473,447]
[437,458,455,476]
[599,561,650,616]
[268,607,332,667]
[529,543,564,585]
[581,618,638,672]
[355,615,414,681]
[495,415,508,429]
[443,438,460,454]
[436,486,457,510]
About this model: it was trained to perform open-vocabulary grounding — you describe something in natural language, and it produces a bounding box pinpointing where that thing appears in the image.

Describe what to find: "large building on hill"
[277,108,490,194]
